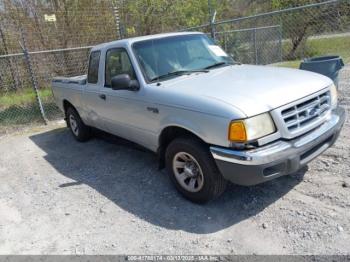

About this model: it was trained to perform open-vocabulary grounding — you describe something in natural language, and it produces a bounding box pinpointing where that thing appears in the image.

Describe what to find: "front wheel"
[165,137,227,203]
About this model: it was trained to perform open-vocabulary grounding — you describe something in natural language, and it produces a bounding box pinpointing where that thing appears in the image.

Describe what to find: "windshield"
[133,34,235,82]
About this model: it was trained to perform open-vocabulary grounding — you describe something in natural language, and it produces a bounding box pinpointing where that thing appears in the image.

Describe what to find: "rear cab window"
[87,51,101,84]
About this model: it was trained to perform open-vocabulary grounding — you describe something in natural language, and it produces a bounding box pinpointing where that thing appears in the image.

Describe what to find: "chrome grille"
[281,91,331,132]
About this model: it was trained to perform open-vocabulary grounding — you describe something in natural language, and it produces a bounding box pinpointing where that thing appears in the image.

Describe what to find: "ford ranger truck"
[52,32,345,203]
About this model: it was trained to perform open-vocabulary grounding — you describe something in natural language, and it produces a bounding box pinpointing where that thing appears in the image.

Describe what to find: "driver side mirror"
[111,74,139,91]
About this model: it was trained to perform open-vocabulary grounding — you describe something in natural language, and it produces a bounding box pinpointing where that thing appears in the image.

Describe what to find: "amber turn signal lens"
[228,121,247,142]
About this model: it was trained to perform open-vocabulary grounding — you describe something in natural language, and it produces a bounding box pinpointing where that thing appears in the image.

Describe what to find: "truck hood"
[162,65,332,117]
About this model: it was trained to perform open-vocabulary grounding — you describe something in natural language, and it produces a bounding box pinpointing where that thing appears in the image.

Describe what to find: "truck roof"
[91,31,203,51]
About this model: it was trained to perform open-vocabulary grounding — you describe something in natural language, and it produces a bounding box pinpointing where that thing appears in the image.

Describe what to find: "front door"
[99,47,159,149]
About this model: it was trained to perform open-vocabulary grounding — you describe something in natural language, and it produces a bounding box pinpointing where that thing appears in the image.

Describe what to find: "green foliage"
[272,0,318,9]
[121,0,210,36]
[119,0,275,37]
[0,88,52,108]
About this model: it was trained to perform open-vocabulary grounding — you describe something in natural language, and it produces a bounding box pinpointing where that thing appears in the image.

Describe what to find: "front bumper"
[210,106,346,186]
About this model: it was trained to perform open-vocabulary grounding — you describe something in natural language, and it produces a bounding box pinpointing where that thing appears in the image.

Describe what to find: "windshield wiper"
[151,69,209,82]
[204,61,240,70]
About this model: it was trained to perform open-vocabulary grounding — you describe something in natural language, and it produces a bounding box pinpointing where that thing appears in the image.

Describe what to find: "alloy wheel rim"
[172,152,204,193]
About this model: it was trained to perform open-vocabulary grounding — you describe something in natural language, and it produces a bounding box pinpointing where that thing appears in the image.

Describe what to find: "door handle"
[99,94,106,100]
[147,107,159,114]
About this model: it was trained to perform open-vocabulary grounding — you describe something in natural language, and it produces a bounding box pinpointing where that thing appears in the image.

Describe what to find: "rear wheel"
[66,107,91,142]
[165,137,227,203]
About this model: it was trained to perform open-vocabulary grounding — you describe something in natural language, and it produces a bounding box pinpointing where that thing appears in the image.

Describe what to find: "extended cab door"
[83,50,107,130]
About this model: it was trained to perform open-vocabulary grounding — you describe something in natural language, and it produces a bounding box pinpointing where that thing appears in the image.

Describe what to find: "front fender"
[157,110,232,148]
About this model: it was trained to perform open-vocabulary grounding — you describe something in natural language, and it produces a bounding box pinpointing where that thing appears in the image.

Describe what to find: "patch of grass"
[0,88,52,108]
[274,35,350,68]
[0,88,62,125]
[308,35,350,64]
[274,60,301,69]
[0,101,62,125]
[0,103,44,125]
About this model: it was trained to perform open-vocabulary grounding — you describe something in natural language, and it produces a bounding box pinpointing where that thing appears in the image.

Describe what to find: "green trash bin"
[299,55,344,88]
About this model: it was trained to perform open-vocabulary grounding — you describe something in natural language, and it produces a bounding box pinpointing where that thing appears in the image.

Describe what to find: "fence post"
[224,33,227,51]
[279,25,283,62]
[111,0,123,39]
[208,0,216,40]
[19,27,48,125]
[254,27,258,65]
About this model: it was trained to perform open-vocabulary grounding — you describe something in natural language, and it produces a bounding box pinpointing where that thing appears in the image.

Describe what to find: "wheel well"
[63,100,74,115]
[158,126,205,169]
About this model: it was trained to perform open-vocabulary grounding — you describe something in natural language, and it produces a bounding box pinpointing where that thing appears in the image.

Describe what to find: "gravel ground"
[0,67,349,255]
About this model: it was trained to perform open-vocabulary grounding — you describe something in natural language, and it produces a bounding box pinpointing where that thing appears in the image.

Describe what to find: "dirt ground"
[0,67,349,255]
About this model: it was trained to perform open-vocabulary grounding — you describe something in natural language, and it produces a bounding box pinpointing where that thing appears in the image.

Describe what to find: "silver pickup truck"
[52,32,345,203]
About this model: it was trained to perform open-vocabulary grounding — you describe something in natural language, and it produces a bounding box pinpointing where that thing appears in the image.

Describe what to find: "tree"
[119,0,210,36]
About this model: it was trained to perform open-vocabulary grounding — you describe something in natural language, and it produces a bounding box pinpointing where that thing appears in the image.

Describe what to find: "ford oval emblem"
[307,107,319,117]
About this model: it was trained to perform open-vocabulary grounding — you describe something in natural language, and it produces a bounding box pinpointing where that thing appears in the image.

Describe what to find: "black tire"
[165,137,227,204]
[66,107,91,142]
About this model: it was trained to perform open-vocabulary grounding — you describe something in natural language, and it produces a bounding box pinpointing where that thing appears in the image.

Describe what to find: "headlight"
[228,113,276,142]
[330,83,338,108]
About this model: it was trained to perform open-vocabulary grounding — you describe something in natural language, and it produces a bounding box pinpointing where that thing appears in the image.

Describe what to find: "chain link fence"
[215,25,282,65]
[0,47,92,127]
[185,0,350,64]
[0,0,117,132]
[0,53,37,126]
[0,0,350,133]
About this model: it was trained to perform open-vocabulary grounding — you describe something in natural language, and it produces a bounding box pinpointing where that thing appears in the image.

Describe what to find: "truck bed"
[51,75,87,114]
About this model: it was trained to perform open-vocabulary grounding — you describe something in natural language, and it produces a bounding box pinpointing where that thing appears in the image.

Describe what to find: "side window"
[87,51,101,84]
[105,48,136,87]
